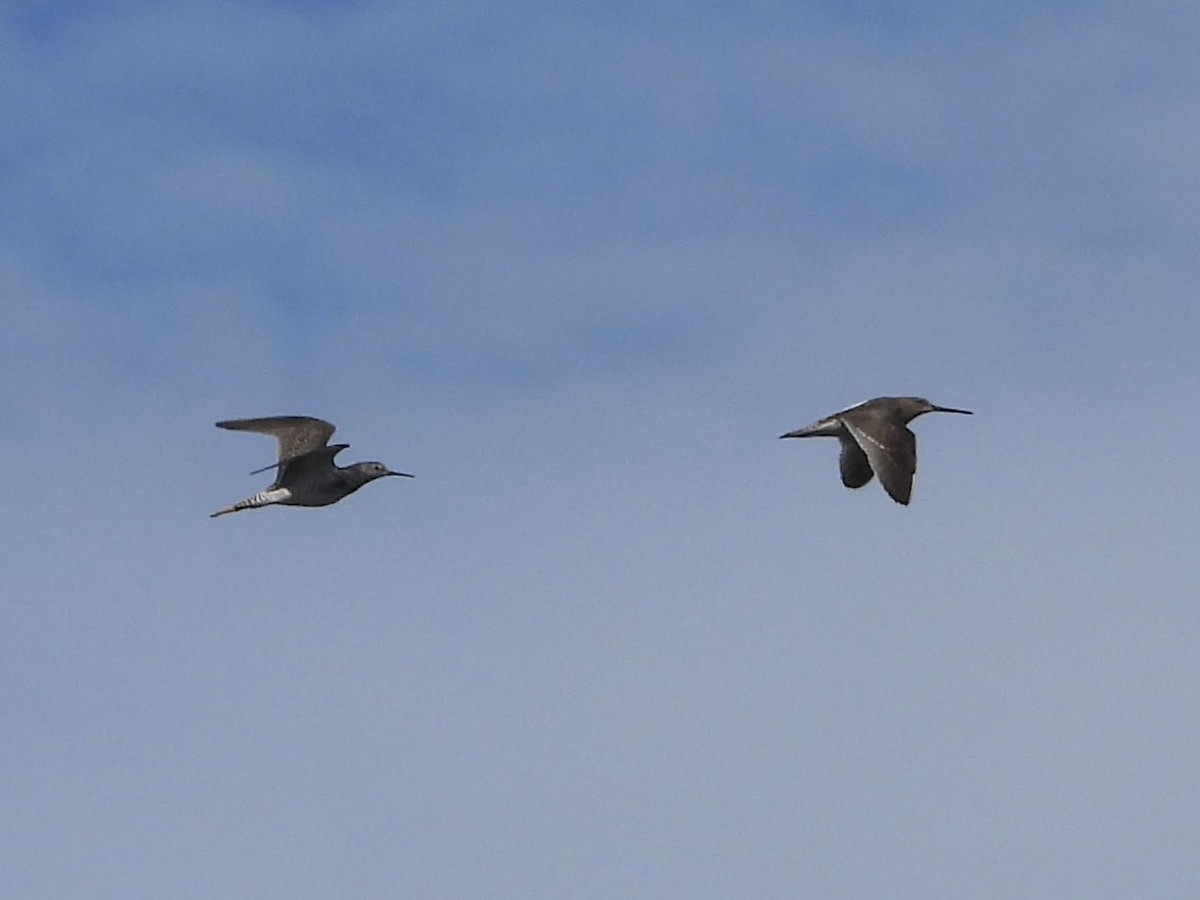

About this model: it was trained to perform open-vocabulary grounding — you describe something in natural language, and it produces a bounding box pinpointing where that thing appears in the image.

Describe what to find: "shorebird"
[211,416,412,518]
[780,397,971,505]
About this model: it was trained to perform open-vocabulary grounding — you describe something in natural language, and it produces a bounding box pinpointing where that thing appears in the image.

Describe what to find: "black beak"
[932,406,973,415]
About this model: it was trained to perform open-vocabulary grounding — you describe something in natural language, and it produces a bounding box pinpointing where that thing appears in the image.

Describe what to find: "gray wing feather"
[275,444,348,488]
[843,419,917,505]
[838,436,875,489]
[216,416,337,463]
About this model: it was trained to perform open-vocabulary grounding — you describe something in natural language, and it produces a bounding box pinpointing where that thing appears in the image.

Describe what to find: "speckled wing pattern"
[215,416,337,463]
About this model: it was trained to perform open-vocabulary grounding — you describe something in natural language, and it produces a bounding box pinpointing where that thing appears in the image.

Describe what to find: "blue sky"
[3,2,1200,897]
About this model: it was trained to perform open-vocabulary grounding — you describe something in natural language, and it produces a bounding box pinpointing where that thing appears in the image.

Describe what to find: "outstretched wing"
[843,419,917,505]
[216,416,336,464]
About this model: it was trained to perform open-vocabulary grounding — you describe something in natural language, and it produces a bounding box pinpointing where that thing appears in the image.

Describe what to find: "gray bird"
[780,397,972,505]
[211,416,412,518]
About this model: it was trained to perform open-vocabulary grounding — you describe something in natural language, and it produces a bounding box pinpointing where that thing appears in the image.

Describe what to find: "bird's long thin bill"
[389,472,416,478]
[933,406,973,415]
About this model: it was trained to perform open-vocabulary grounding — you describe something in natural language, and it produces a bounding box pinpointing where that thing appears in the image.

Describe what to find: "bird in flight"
[781,397,971,505]
[212,416,412,518]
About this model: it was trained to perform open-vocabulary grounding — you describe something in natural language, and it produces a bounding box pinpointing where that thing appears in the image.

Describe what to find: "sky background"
[3,2,1199,897]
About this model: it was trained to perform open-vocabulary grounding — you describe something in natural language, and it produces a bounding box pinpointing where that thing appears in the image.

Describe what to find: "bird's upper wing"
[837,435,875,489]
[842,419,917,505]
[216,416,336,463]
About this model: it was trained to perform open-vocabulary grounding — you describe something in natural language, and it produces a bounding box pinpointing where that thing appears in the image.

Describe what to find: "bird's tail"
[780,418,841,439]
[210,487,291,518]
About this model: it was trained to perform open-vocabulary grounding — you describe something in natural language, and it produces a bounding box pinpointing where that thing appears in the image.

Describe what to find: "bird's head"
[904,397,973,420]
[348,461,415,484]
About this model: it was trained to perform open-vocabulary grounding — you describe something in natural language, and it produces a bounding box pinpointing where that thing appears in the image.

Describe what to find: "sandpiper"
[780,397,971,505]
[211,416,412,518]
